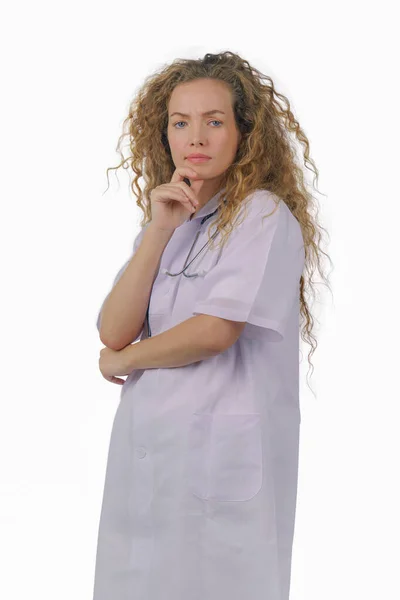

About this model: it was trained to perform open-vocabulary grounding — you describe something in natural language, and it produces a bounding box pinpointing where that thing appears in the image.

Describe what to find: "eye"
[173,120,223,128]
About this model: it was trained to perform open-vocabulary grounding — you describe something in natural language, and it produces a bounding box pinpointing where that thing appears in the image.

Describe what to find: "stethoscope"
[145,193,227,338]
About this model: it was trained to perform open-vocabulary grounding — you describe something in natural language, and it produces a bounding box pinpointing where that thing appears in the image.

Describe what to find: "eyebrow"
[169,110,226,118]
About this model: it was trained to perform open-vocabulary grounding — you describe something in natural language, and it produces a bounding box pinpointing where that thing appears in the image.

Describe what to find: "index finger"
[170,166,201,184]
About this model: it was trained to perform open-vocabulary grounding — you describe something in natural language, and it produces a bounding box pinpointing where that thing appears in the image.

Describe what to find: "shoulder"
[238,189,281,221]
[234,189,285,236]
[239,189,304,256]
[249,189,301,233]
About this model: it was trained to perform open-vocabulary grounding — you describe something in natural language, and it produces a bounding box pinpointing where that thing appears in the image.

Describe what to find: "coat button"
[136,446,147,459]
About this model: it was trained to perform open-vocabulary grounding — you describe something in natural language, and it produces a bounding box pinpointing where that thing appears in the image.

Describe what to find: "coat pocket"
[188,413,263,502]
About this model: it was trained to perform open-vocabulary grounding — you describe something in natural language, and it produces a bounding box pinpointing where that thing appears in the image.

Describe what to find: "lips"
[186,156,211,165]
[186,154,211,158]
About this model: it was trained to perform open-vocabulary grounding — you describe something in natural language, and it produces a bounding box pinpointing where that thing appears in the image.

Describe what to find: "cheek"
[217,131,237,152]
[167,128,181,150]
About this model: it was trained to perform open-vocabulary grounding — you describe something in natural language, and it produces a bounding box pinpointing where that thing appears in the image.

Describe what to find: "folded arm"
[122,314,246,370]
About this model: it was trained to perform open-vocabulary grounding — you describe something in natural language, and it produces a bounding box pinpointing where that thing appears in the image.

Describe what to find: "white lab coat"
[93,189,305,600]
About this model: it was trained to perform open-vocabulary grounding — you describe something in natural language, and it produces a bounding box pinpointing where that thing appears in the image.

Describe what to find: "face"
[167,78,242,200]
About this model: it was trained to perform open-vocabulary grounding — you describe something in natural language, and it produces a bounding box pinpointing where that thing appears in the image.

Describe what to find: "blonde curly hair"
[104,50,332,395]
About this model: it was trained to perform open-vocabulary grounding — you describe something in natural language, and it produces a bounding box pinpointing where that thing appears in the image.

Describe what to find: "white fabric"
[93,188,305,600]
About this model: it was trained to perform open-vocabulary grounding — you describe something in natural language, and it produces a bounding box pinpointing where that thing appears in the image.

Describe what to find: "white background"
[1,1,398,598]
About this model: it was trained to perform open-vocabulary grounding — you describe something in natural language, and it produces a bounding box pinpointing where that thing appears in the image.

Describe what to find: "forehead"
[168,79,233,114]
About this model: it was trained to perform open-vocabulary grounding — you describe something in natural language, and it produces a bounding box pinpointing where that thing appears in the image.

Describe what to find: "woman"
[94,51,331,600]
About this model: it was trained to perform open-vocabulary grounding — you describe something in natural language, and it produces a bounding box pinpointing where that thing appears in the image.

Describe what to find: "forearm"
[124,315,221,370]
[99,223,174,350]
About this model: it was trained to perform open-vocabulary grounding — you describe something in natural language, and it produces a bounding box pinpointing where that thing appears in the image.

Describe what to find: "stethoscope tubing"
[146,206,222,338]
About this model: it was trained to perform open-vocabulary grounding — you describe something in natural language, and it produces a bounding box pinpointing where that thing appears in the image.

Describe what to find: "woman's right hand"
[149,167,202,232]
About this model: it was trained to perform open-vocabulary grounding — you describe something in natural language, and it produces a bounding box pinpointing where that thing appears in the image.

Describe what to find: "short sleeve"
[192,193,305,342]
[96,223,150,341]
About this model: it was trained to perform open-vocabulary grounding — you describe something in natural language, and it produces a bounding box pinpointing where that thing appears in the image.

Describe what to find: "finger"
[103,375,125,385]
[162,186,196,212]
[170,167,199,184]
[177,182,199,208]
[160,187,196,212]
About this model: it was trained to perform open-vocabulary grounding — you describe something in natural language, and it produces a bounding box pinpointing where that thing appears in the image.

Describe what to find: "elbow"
[99,331,131,351]
[99,327,143,351]
[99,331,116,350]
[99,335,115,350]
